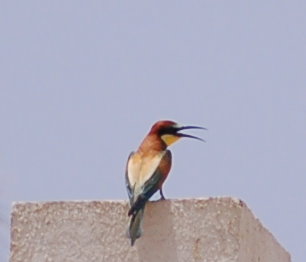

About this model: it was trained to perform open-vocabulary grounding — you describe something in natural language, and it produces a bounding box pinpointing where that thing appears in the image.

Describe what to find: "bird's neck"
[138,134,167,153]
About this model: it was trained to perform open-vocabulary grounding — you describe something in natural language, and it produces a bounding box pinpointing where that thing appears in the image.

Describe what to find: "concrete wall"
[10,197,290,262]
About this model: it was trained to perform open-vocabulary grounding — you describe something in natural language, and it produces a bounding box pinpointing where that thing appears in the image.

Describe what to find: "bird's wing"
[125,152,135,203]
[128,150,172,216]
[141,150,171,198]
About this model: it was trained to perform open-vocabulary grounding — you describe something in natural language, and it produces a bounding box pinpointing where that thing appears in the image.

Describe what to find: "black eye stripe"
[159,127,177,135]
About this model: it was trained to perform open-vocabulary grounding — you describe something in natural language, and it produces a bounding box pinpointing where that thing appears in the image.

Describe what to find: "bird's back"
[126,150,167,202]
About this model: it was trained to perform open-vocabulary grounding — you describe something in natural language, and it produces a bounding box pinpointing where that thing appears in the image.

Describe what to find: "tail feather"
[128,208,144,246]
[128,194,147,216]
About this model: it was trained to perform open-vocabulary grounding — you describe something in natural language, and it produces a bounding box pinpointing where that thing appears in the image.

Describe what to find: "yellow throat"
[161,134,180,146]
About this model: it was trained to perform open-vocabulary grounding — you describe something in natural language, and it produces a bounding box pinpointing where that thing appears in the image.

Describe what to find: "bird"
[125,120,206,246]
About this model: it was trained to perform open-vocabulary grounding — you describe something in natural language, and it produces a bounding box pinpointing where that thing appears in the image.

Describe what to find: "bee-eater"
[125,120,205,246]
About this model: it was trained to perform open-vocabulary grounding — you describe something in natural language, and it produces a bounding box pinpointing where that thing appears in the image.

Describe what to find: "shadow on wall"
[136,200,179,262]
[0,210,9,262]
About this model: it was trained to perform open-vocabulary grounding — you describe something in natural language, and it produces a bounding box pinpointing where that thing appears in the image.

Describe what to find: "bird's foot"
[159,189,166,200]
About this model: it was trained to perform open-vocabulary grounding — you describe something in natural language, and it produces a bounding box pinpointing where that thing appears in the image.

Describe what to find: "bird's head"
[149,120,206,147]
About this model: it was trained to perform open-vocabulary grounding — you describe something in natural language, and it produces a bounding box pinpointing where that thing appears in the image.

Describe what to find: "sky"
[1,1,305,261]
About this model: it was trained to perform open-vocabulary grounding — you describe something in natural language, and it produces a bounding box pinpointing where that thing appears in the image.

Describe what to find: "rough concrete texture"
[10,198,290,262]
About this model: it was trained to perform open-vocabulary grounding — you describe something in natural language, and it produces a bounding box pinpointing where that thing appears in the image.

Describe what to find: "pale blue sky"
[1,1,305,261]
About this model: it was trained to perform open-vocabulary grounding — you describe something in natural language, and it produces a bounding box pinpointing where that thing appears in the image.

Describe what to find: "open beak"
[176,125,207,142]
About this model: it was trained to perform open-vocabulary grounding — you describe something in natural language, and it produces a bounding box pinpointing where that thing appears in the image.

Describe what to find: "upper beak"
[176,125,207,142]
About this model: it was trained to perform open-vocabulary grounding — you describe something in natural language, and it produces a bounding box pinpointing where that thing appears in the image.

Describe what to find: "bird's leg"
[159,188,166,200]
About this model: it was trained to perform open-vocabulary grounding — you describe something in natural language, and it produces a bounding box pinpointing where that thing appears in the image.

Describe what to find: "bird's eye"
[158,127,175,135]
[166,127,177,135]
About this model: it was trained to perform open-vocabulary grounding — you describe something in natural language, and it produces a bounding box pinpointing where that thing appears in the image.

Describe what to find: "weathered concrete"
[10,198,290,262]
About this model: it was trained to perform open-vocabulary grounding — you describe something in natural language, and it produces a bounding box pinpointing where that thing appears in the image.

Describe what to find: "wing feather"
[125,152,135,202]
[127,150,172,216]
